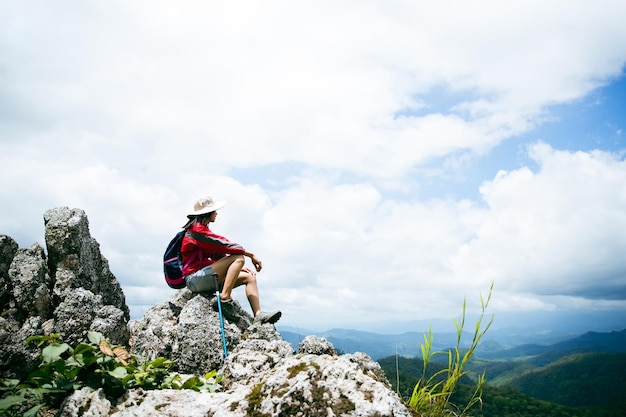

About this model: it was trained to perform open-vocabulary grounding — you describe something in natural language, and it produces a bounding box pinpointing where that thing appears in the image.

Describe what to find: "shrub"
[0,331,221,416]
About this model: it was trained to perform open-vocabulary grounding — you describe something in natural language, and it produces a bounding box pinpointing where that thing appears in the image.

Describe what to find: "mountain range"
[370,328,626,416]
[277,326,626,361]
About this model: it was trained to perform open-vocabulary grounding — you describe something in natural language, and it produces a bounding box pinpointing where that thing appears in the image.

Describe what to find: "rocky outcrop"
[44,208,129,318]
[129,288,255,374]
[64,313,411,416]
[61,346,409,416]
[0,208,130,379]
[1,208,413,416]
[126,289,411,415]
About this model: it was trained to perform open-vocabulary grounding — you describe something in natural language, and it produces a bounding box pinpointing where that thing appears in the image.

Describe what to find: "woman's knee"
[211,254,245,278]
[237,268,257,286]
[230,254,245,267]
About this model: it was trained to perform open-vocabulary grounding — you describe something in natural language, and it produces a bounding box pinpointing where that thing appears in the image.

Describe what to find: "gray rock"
[1,208,130,377]
[44,207,129,320]
[128,290,193,362]
[8,243,52,321]
[0,235,18,307]
[58,387,112,417]
[60,339,410,416]
[122,290,411,416]
[129,290,251,374]
[92,305,131,344]
[0,315,43,378]
[223,352,409,417]
[1,243,52,378]
[51,287,129,346]
[299,335,338,356]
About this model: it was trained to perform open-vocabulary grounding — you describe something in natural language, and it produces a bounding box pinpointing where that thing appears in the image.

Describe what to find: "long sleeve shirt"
[180,221,246,276]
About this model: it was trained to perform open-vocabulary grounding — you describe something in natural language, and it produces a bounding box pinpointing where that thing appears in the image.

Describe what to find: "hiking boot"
[253,310,282,324]
[212,297,238,321]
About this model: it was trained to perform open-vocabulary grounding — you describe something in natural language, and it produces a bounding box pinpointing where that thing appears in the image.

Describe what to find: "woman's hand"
[250,254,263,272]
[245,251,263,272]
[242,266,256,276]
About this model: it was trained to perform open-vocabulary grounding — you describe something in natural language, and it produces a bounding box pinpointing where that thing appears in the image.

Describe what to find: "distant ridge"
[480,328,626,360]
[278,326,626,361]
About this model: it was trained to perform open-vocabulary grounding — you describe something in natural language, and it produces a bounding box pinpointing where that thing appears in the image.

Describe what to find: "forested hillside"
[453,385,626,417]
[378,356,626,417]
[507,352,626,407]
[378,350,626,416]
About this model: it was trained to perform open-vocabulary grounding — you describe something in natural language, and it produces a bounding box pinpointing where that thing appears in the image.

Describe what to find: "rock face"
[1,208,412,416]
[0,208,130,379]
[61,347,410,416]
[127,291,412,415]
[129,288,253,374]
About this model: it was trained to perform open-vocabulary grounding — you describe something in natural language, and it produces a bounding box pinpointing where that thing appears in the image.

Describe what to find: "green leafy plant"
[0,331,222,416]
[0,378,50,417]
[408,282,494,417]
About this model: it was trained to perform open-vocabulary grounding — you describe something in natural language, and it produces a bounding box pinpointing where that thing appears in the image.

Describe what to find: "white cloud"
[454,143,626,300]
[1,1,626,329]
[4,1,626,170]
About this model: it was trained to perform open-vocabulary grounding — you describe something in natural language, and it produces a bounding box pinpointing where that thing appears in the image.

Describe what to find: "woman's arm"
[244,251,263,272]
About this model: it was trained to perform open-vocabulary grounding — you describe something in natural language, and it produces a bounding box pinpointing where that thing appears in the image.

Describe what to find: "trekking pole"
[213,273,228,358]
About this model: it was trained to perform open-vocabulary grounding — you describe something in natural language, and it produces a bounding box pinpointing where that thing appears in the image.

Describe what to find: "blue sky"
[438,75,626,201]
[1,1,626,333]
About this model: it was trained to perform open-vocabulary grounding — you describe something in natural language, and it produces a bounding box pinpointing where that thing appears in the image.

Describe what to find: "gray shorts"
[185,266,218,293]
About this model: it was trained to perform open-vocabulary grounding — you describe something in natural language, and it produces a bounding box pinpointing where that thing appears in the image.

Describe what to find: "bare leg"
[209,254,245,300]
[208,256,262,316]
[239,268,261,316]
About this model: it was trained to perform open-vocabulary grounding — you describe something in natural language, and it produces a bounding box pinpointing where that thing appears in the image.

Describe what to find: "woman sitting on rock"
[180,195,281,324]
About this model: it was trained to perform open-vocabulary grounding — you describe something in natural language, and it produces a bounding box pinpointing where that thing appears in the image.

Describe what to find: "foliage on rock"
[0,331,221,417]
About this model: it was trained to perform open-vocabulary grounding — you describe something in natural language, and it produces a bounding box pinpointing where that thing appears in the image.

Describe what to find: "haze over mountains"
[281,321,626,415]
[278,309,626,360]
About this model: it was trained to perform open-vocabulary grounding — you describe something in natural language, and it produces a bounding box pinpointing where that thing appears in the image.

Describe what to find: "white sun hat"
[188,196,227,217]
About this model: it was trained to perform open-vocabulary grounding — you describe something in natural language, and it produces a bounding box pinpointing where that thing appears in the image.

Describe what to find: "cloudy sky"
[2,1,626,333]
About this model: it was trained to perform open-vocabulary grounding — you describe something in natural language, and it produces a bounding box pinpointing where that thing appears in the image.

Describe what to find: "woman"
[180,195,281,324]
